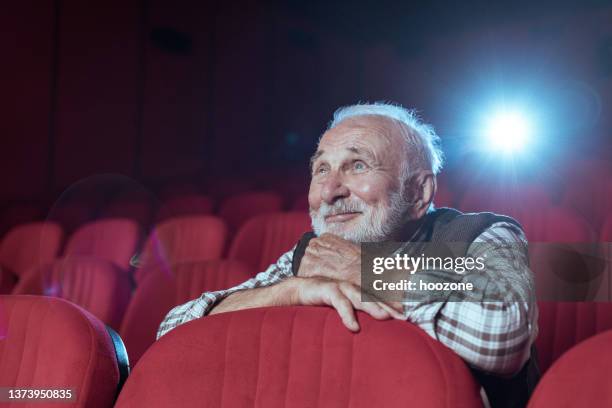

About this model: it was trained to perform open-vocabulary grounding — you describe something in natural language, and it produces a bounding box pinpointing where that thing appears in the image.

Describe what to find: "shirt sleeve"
[156,247,295,339]
[403,222,538,376]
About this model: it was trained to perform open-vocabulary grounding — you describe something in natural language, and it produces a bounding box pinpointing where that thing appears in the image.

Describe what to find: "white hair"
[328,102,444,175]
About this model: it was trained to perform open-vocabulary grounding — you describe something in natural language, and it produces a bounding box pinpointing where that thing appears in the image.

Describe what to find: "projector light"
[483,110,532,153]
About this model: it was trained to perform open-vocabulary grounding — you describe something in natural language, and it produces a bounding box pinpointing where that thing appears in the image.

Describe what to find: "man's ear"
[405,171,436,219]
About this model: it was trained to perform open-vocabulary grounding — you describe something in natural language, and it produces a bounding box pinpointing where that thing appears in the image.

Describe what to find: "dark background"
[2,0,611,205]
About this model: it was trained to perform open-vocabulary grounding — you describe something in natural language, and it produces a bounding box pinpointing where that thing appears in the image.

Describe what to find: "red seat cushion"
[120,259,253,365]
[115,306,482,408]
[529,329,612,407]
[228,212,311,272]
[535,301,612,372]
[0,295,121,408]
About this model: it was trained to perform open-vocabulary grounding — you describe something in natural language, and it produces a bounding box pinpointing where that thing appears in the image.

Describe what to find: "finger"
[328,289,360,332]
[338,282,391,320]
[377,302,405,320]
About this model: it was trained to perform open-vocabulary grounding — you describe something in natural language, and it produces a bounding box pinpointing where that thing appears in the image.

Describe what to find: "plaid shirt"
[157,221,537,376]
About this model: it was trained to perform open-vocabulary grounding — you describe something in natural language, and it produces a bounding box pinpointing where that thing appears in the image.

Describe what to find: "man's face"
[308,115,410,242]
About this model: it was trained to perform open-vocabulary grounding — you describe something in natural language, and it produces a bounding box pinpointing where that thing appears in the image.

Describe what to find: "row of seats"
[2,170,610,243]
[0,190,299,237]
[2,296,611,407]
[1,209,611,362]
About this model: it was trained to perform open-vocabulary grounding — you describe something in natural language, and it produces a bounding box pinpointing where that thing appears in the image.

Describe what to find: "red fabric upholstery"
[525,208,601,301]
[434,182,454,208]
[0,295,121,408]
[291,192,309,211]
[602,214,612,242]
[535,301,612,373]
[64,218,140,271]
[518,206,594,243]
[562,177,612,227]
[120,260,253,365]
[12,256,131,330]
[115,306,482,408]
[228,212,311,272]
[218,191,283,233]
[0,222,64,294]
[459,184,551,215]
[136,216,227,282]
[155,194,214,222]
[529,329,612,407]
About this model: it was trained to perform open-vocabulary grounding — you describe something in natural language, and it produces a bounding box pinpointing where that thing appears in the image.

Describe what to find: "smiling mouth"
[324,212,362,223]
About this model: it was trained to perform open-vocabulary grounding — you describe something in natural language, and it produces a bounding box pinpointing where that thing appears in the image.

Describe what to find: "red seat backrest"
[12,256,132,330]
[535,301,612,373]
[0,222,64,277]
[0,295,122,408]
[115,306,483,408]
[218,191,283,233]
[120,260,253,365]
[529,329,612,407]
[291,192,309,211]
[64,218,141,271]
[136,216,227,282]
[228,212,311,272]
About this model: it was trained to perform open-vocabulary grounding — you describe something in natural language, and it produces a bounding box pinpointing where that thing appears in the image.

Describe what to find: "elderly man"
[158,103,539,407]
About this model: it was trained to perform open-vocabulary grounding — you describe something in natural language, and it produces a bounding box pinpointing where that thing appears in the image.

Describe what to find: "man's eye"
[315,165,328,175]
[353,161,367,172]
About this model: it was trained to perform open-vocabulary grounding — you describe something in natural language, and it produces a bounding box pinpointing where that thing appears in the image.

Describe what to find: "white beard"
[310,188,408,243]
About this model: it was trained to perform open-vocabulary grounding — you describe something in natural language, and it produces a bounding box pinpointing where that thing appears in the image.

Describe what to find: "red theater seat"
[115,306,482,408]
[529,329,612,407]
[155,194,214,222]
[602,214,612,242]
[12,256,132,330]
[0,222,64,293]
[136,216,227,282]
[218,191,283,233]
[120,260,253,365]
[64,218,141,272]
[524,208,601,301]
[562,174,612,228]
[291,192,310,211]
[535,302,612,373]
[0,295,127,408]
[229,212,311,272]
[459,184,551,215]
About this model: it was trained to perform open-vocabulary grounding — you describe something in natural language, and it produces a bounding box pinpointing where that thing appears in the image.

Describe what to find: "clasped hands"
[294,233,404,332]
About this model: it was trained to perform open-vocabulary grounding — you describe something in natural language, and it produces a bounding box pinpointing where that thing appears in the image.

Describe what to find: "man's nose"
[321,171,350,205]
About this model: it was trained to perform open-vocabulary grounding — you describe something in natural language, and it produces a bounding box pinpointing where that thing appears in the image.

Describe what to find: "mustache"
[315,199,367,218]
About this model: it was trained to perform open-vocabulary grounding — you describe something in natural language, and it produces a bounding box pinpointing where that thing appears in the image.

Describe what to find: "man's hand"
[292,276,404,332]
[297,233,361,286]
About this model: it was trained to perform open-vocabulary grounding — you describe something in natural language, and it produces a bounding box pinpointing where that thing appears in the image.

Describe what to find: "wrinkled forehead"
[315,115,408,161]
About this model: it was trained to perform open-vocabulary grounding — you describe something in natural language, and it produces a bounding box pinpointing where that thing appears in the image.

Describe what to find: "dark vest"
[291,208,540,408]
